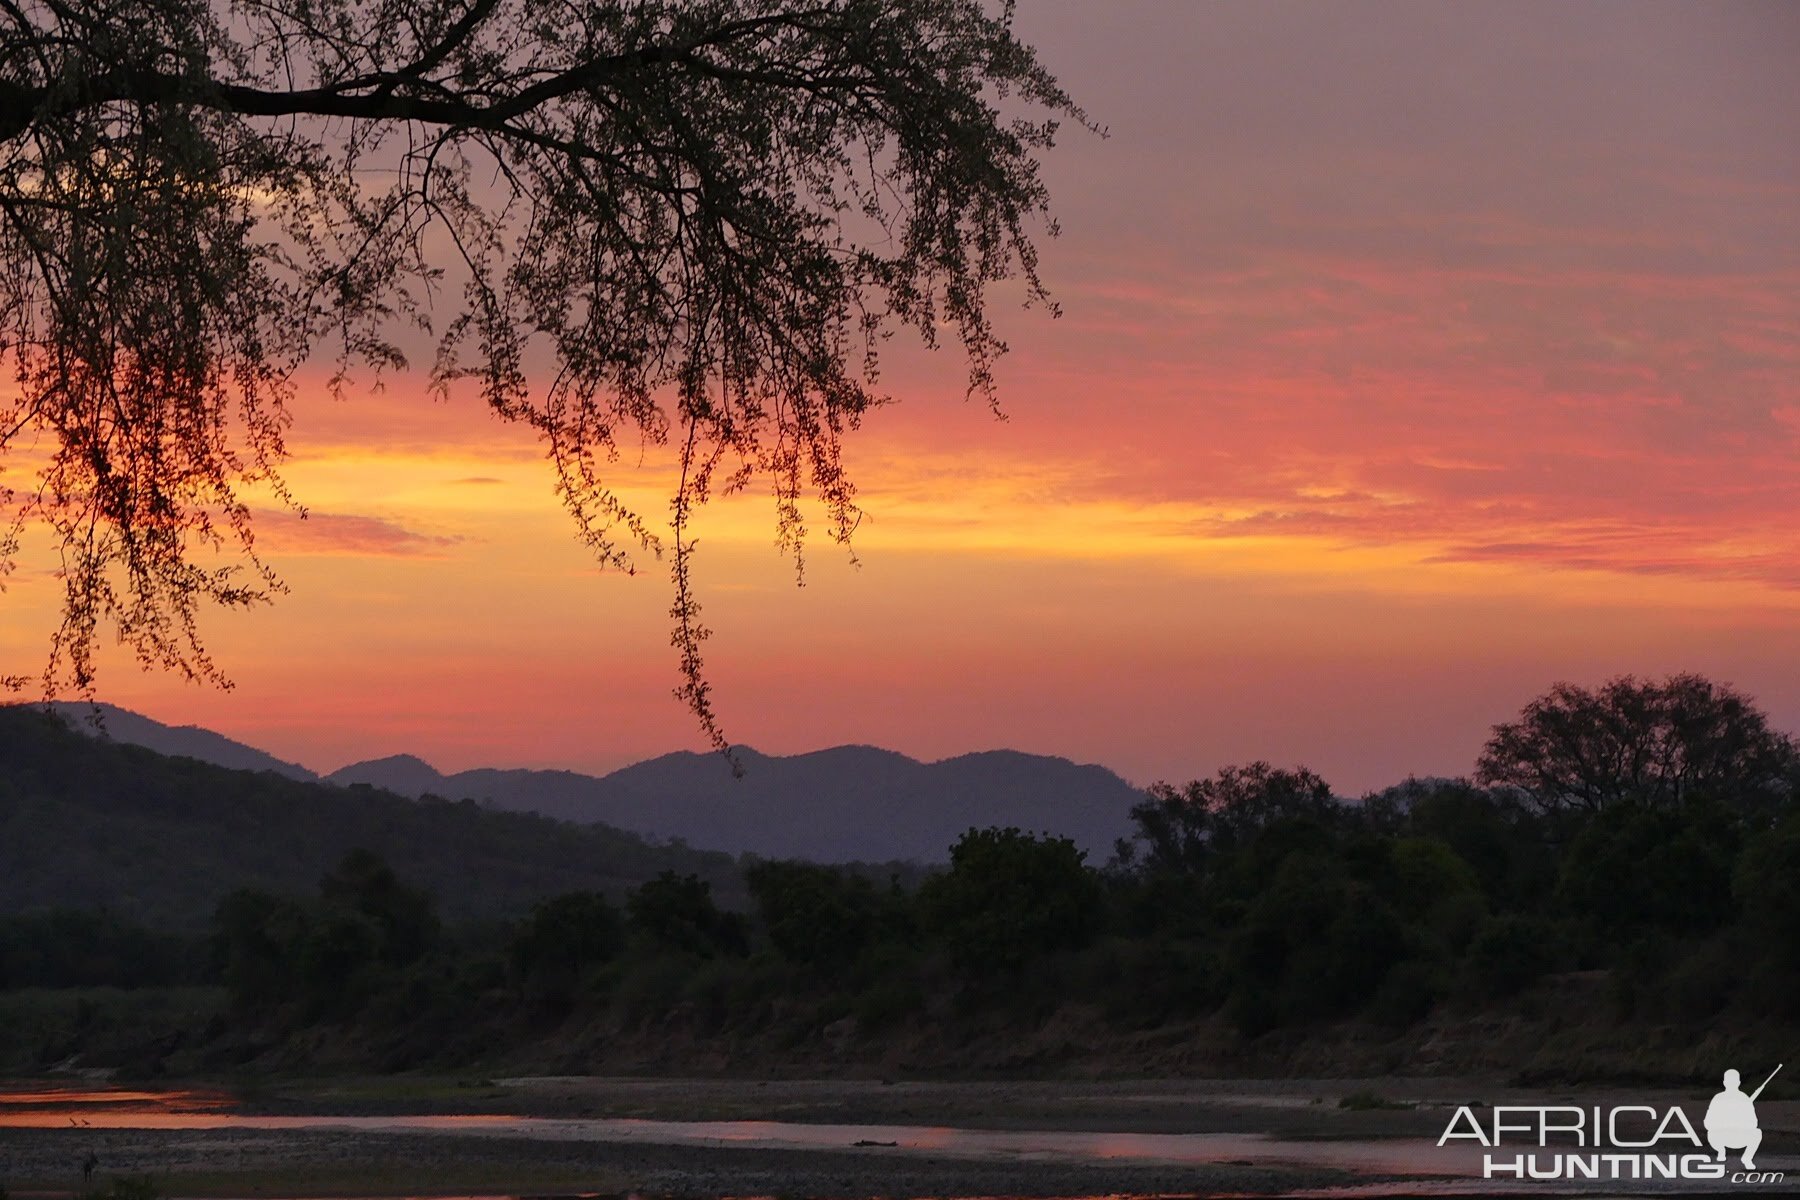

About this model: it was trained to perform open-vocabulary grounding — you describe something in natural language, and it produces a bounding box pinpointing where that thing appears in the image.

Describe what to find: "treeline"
[0,909,199,990]
[6,673,1799,1069]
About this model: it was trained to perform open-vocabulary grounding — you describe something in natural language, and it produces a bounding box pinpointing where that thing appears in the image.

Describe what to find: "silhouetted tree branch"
[0,0,1087,745]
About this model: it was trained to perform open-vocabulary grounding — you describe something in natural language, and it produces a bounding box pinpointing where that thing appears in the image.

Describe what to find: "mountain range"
[45,703,1144,862]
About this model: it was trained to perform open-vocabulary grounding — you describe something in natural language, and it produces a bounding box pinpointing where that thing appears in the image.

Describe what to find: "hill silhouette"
[327,743,1141,861]
[41,701,1143,862]
[0,706,742,929]
[47,701,319,781]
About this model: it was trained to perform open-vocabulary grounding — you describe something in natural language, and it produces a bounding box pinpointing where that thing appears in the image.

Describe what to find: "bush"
[1367,959,1446,1027]
[0,910,196,990]
[1384,839,1484,922]
[612,952,698,1027]
[319,849,440,967]
[1230,853,1407,1032]
[1398,780,1552,909]
[509,892,624,1010]
[1657,937,1739,1023]
[1461,914,1558,998]
[1557,804,1737,936]
[1733,819,1800,1015]
[627,873,748,958]
[918,827,1102,978]
[1078,936,1225,1026]
[210,888,312,1010]
[678,955,752,1031]
[1735,818,1800,950]
[745,861,894,974]
[854,971,926,1032]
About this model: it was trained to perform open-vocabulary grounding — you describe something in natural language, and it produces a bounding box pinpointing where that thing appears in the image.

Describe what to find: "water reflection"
[0,1085,1485,1176]
[0,1086,228,1111]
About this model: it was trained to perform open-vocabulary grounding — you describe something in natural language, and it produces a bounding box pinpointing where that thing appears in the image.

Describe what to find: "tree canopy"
[0,0,1084,737]
[1116,762,1339,878]
[1475,673,1797,816]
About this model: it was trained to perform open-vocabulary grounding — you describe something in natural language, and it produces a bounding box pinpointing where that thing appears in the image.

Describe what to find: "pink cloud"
[252,509,462,558]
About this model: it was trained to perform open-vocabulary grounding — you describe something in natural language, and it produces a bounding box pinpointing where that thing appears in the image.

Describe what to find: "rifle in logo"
[1706,1063,1780,1170]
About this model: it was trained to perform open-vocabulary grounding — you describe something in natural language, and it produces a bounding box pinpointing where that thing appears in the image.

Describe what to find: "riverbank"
[0,1123,1357,1198]
[7,971,1796,1088]
[5,1074,1795,1198]
[0,1076,1449,1197]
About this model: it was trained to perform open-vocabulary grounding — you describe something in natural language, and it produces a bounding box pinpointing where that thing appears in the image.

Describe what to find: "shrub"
[745,861,891,974]
[1230,853,1407,1031]
[509,892,624,1011]
[918,828,1102,978]
[1367,959,1445,1027]
[627,872,748,958]
[1462,914,1558,998]
[1557,804,1737,935]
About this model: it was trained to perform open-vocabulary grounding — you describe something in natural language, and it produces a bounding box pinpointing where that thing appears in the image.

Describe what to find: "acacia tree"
[1476,674,1797,816]
[0,0,1084,741]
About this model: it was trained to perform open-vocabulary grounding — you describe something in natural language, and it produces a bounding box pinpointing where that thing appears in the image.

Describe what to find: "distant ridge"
[41,700,1143,863]
[329,743,1142,863]
[46,701,319,782]
[330,753,449,797]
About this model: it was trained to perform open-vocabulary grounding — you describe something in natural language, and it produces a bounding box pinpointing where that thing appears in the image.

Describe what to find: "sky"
[4,0,1798,793]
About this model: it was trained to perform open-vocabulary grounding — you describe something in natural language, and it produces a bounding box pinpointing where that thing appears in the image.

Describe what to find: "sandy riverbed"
[1,1075,1792,1197]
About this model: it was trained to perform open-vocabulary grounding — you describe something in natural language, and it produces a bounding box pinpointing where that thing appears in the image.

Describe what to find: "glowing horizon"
[3,1,1796,796]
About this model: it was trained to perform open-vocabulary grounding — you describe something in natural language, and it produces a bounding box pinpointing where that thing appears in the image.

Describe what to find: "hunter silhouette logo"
[1707,1064,1780,1169]
[1437,1062,1786,1184]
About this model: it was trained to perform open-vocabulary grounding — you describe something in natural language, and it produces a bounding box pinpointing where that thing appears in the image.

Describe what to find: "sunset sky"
[5,0,1798,794]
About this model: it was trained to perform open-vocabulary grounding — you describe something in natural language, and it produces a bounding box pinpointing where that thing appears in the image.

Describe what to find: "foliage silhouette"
[1117,762,1338,879]
[0,0,1086,741]
[745,859,898,973]
[319,848,441,966]
[1556,803,1738,935]
[626,870,748,958]
[918,826,1100,978]
[1477,674,1796,816]
[0,908,193,989]
[509,891,624,1011]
